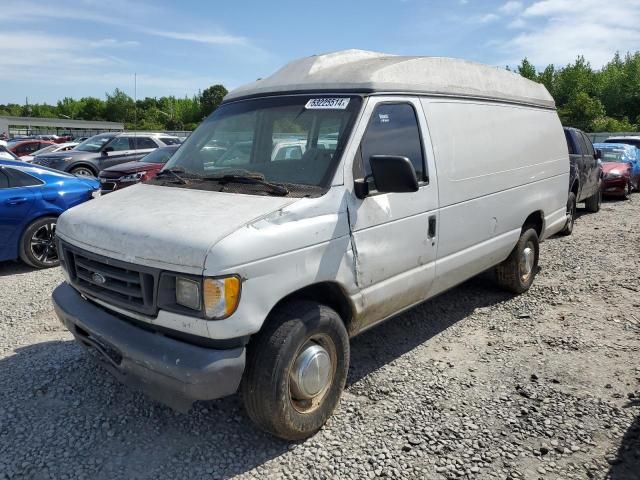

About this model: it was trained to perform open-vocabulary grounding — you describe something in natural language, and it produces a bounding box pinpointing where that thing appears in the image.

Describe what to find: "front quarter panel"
[201,187,358,340]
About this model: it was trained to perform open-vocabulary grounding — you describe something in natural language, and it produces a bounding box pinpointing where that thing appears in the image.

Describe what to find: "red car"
[9,140,55,158]
[602,159,632,198]
[98,145,179,193]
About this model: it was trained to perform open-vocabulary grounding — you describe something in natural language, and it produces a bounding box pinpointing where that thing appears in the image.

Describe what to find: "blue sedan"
[0,159,99,268]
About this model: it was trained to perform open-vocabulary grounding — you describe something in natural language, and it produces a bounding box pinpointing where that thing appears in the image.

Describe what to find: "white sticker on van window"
[305,98,350,110]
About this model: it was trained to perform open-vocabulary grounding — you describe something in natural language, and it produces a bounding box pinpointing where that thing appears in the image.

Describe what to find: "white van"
[53,50,569,440]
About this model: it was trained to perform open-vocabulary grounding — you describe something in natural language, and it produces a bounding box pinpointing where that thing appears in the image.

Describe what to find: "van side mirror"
[102,146,114,155]
[369,155,419,194]
[595,149,602,159]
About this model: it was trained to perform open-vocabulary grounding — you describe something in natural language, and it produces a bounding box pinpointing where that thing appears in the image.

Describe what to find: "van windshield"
[160,95,362,194]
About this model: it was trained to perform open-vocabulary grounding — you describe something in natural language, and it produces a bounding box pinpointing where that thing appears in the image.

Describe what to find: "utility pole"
[134,73,137,134]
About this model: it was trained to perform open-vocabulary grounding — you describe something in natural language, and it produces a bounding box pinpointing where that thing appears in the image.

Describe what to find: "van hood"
[56,183,297,273]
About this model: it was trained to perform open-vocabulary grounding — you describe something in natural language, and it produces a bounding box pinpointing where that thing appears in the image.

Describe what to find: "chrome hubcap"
[290,344,332,400]
[520,244,534,282]
[30,222,58,265]
[289,335,336,413]
[74,168,94,177]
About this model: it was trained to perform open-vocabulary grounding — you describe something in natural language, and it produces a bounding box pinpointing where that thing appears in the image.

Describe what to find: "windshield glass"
[162,95,362,191]
[601,150,628,163]
[141,146,178,164]
[75,134,114,152]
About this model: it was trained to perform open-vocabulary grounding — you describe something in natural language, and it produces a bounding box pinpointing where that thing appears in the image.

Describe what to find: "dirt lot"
[1,196,639,480]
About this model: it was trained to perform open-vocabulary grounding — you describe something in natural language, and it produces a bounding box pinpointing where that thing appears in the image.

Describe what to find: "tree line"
[1,51,639,133]
[513,51,640,132]
[0,85,228,132]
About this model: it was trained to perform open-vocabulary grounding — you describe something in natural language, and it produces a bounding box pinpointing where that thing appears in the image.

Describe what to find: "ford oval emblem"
[91,272,107,285]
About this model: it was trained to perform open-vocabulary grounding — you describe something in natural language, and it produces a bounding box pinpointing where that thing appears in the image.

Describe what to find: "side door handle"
[5,197,28,206]
[428,215,437,240]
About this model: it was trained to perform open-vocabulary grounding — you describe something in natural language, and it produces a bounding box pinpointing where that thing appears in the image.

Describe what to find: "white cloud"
[88,38,140,48]
[479,13,500,23]
[3,0,250,47]
[499,1,524,15]
[499,0,640,67]
[0,31,221,101]
[138,28,248,46]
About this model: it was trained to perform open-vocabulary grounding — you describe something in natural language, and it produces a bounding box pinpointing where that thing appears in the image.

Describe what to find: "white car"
[22,142,79,163]
[52,50,569,440]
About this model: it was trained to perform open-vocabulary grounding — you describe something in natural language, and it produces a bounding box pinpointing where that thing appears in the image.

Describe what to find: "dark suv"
[31,132,180,177]
[561,127,602,235]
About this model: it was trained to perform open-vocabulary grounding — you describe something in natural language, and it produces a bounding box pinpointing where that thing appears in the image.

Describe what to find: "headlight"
[203,277,241,319]
[171,275,241,319]
[605,170,622,178]
[176,277,201,310]
[119,171,147,183]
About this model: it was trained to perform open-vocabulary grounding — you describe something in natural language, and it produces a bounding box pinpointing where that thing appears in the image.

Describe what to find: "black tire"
[241,300,349,440]
[559,192,577,236]
[70,165,96,177]
[584,182,602,213]
[19,216,59,269]
[495,228,539,294]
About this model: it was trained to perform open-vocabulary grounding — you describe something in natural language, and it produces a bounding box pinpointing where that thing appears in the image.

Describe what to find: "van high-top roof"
[224,49,555,109]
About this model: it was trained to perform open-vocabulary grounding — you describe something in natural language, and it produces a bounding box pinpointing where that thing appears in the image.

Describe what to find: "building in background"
[0,116,123,139]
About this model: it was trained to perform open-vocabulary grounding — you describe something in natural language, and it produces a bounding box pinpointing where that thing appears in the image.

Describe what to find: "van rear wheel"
[495,228,539,294]
[241,300,349,440]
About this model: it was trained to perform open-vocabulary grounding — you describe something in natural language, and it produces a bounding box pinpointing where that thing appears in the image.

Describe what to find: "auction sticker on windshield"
[305,98,350,109]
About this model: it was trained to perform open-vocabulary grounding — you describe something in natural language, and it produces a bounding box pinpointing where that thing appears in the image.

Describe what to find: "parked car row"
[560,128,640,235]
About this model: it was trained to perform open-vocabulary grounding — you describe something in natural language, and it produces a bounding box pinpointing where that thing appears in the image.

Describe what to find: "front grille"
[99,179,118,192]
[60,243,159,316]
[99,170,123,180]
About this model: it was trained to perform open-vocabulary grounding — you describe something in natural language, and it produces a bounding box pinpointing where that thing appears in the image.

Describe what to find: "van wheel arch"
[264,282,355,335]
[522,210,544,238]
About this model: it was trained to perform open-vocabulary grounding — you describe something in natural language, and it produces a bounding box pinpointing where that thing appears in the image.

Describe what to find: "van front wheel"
[241,300,349,440]
[495,228,539,294]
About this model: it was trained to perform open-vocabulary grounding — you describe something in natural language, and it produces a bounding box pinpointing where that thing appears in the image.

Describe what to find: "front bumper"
[53,282,246,411]
[603,177,628,196]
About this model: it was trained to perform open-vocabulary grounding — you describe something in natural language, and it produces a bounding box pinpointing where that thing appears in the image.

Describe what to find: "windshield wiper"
[202,171,289,196]
[154,167,188,184]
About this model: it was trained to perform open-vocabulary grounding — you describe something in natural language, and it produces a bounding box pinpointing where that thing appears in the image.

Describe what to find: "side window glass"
[361,103,425,180]
[564,130,575,155]
[5,168,43,187]
[581,133,595,156]
[106,137,131,152]
[134,137,158,149]
[0,171,8,188]
[273,145,303,161]
[576,133,589,156]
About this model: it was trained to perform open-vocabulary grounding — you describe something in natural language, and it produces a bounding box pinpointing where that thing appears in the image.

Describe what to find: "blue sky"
[3,0,640,104]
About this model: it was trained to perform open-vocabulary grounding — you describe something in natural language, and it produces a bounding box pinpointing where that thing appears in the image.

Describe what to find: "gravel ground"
[1,196,639,480]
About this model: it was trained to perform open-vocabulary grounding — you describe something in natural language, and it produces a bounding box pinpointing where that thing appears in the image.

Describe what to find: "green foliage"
[0,84,229,132]
[517,58,537,81]
[200,85,228,118]
[513,51,640,132]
